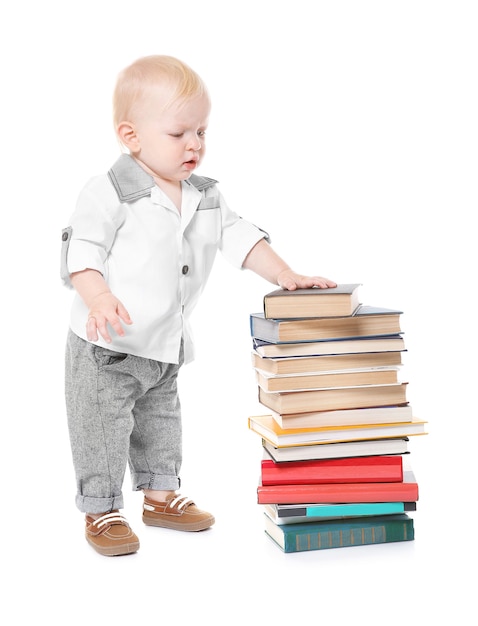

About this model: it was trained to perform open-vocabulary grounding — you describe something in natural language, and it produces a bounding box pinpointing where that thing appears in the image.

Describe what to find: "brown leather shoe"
[85,511,140,556]
[143,494,215,531]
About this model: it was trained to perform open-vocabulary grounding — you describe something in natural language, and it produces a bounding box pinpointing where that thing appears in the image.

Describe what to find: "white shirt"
[61,155,268,364]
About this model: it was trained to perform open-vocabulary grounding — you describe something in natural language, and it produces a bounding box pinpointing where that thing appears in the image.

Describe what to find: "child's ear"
[117,121,140,152]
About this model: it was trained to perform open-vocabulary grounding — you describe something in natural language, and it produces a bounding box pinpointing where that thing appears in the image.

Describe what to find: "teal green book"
[264,501,416,525]
[264,513,414,553]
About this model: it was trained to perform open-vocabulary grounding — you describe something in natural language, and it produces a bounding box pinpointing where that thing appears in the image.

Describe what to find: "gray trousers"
[65,330,183,514]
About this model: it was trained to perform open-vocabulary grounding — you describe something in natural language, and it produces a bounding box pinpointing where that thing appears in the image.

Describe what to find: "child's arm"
[70,269,133,343]
[242,239,336,290]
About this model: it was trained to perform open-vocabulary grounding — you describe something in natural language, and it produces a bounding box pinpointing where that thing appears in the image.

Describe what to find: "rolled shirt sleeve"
[61,178,125,288]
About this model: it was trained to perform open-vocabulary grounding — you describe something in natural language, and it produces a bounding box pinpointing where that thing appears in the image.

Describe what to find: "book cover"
[258,381,409,414]
[262,437,410,462]
[263,284,361,319]
[248,413,427,447]
[256,366,400,392]
[272,405,413,429]
[252,335,406,358]
[260,455,403,485]
[264,501,417,525]
[264,513,415,552]
[252,349,403,375]
[257,470,419,504]
[250,305,403,344]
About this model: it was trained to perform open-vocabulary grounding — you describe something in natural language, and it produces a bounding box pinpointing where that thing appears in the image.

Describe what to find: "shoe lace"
[92,512,128,528]
[169,494,193,510]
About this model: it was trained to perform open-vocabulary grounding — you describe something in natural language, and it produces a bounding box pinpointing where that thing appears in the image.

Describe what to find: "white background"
[1,1,476,623]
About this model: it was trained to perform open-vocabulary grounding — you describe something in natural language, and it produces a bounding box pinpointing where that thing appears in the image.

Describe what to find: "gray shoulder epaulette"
[187,174,218,191]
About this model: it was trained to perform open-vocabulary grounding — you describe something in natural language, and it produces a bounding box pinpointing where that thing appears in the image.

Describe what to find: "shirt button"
[182,265,189,275]
[62,231,69,241]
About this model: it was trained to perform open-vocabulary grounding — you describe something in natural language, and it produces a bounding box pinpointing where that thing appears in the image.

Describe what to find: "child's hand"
[86,292,133,343]
[241,239,337,292]
[277,269,337,291]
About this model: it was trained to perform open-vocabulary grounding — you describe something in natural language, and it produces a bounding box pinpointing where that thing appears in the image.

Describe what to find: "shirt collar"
[107,154,155,202]
[107,153,218,202]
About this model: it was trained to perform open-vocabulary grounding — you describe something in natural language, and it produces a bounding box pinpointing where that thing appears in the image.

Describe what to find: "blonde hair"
[113,55,209,127]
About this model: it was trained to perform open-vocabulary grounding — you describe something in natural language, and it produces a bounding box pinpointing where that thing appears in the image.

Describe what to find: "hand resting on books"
[277,268,337,291]
[242,238,336,291]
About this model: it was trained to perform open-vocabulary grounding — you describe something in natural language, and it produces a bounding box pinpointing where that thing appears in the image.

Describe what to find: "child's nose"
[188,136,202,151]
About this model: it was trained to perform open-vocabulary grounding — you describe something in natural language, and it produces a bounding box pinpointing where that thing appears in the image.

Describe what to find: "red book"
[261,455,403,486]
[257,470,418,504]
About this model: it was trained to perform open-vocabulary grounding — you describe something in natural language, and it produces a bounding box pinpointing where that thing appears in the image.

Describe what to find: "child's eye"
[170,132,184,138]
[198,130,206,137]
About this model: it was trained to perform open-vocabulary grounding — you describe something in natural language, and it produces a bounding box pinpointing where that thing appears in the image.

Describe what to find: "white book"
[271,404,414,429]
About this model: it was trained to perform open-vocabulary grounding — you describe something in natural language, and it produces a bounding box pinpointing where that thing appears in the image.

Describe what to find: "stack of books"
[248,284,427,553]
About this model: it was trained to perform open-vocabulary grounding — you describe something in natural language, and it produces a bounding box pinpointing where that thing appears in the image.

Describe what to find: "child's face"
[131,86,210,185]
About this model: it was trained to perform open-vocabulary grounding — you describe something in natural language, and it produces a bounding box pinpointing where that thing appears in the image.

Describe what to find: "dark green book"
[264,513,414,553]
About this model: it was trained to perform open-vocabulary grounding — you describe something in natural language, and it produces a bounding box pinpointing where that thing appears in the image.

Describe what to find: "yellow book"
[248,414,428,448]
